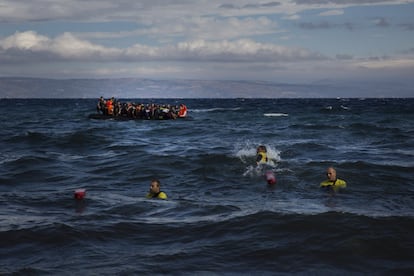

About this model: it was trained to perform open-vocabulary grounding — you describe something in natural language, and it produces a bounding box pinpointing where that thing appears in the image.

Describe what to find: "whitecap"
[235,142,281,164]
[263,113,288,117]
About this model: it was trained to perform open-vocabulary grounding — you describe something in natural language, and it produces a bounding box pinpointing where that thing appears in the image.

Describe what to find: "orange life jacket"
[178,105,187,117]
[106,99,114,115]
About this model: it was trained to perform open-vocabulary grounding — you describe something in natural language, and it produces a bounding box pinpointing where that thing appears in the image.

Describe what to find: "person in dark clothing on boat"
[97,96,106,114]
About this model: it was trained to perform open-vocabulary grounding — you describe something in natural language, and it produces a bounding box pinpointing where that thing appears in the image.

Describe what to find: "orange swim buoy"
[74,189,86,200]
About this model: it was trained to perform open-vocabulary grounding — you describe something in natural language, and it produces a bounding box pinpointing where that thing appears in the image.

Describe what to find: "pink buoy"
[265,171,276,185]
[74,189,86,200]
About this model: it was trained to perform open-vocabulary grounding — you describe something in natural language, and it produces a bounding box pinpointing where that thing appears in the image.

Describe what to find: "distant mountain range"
[0,77,412,98]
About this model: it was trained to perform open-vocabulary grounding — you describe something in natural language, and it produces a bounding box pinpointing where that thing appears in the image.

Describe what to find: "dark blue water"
[1,98,414,275]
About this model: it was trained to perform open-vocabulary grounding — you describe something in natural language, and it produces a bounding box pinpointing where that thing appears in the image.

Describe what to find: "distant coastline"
[0,77,413,98]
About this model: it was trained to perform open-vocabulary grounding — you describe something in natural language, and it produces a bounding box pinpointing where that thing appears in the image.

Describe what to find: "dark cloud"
[293,0,390,4]
[218,4,237,9]
[298,21,355,30]
[401,48,414,54]
[298,22,334,30]
[336,54,353,60]
[243,4,261,9]
[367,56,380,61]
[399,23,414,31]
[367,55,389,61]
[375,17,390,27]
[344,22,355,31]
[261,2,281,7]
[220,2,281,9]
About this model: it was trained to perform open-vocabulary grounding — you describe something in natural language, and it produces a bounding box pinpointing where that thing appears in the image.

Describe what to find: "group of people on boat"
[96,96,187,120]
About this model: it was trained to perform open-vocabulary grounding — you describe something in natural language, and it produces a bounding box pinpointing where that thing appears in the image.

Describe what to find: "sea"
[1,97,413,275]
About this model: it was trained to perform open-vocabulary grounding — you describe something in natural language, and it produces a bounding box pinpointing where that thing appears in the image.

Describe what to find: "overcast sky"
[1,0,414,86]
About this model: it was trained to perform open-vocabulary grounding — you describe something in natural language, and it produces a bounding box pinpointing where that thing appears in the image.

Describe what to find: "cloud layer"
[0,0,413,87]
[0,31,326,63]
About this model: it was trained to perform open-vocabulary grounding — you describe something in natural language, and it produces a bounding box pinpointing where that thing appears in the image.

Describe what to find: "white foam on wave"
[137,202,260,225]
[0,153,22,165]
[0,214,58,231]
[233,141,281,177]
[235,141,281,164]
[134,195,414,226]
[263,113,288,117]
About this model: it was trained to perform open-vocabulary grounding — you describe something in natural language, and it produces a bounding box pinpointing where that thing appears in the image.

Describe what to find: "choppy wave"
[2,209,413,274]
[1,98,414,274]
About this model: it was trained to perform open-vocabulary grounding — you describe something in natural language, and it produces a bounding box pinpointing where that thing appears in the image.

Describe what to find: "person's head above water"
[320,166,346,191]
[326,167,337,182]
[146,179,168,200]
[257,145,267,153]
[149,179,161,194]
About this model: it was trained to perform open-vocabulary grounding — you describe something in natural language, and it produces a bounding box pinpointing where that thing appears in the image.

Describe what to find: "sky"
[0,0,414,89]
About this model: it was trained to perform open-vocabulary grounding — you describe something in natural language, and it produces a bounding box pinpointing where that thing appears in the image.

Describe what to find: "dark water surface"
[1,98,414,275]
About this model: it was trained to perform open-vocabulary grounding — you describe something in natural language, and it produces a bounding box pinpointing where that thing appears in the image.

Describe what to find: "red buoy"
[74,189,86,200]
[265,171,276,185]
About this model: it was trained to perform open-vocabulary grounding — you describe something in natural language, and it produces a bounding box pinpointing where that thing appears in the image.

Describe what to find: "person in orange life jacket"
[320,167,346,192]
[178,104,187,118]
[256,145,268,165]
[106,97,115,115]
[146,179,167,199]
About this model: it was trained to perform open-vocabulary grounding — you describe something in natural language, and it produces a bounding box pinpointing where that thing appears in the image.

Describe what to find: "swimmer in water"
[320,167,346,192]
[146,179,168,200]
[256,145,268,165]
